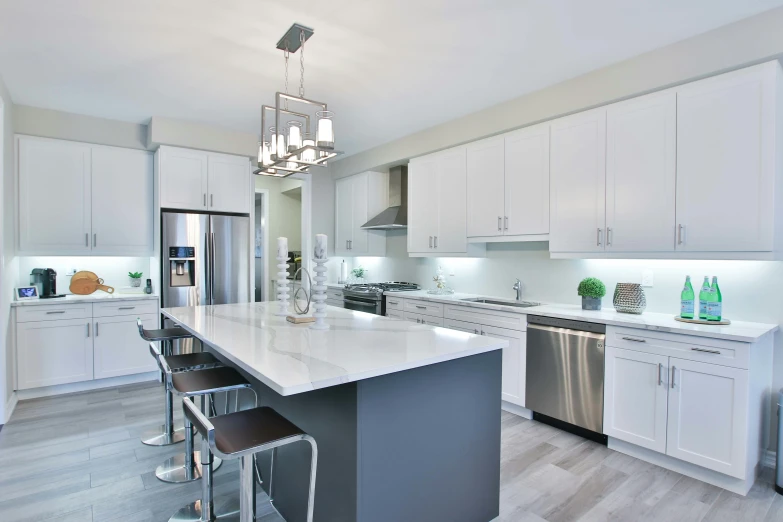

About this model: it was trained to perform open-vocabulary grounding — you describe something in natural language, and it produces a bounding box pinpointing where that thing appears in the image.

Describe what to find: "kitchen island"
[162,302,508,522]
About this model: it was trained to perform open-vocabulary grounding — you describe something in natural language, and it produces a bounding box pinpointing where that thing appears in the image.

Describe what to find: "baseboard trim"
[15,372,157,402]
[608,437,755,496]
[4,392,18,424]
[501,401,533,420]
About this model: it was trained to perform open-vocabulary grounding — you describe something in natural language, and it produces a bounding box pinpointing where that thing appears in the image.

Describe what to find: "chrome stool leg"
[141,364,185,446]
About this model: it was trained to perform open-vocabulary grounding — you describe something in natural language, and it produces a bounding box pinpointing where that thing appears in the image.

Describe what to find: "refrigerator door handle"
[210,232,216,305]
[204,232,210,304]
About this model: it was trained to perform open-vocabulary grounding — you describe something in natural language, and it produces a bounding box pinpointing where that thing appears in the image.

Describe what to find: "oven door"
[343,296,381,315]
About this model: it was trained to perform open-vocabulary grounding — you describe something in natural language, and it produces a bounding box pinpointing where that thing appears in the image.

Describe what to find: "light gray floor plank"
[0,382,776,522]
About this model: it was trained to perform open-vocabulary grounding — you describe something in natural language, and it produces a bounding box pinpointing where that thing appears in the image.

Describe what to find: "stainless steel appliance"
[344,282,420,315]
[162,212,250,309]
[525,315,606,442]
[30,268,63,298]
[360,166,408,229]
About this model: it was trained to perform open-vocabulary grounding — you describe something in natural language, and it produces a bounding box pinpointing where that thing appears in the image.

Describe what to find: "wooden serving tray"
[286,315,316,324]
[674,316,731,326]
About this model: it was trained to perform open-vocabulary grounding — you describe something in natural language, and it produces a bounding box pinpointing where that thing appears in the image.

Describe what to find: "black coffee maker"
[30,268,63,298]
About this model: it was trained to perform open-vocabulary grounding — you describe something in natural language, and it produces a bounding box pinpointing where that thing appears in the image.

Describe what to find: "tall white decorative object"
[311,234,329,330]
[275,237,290,316]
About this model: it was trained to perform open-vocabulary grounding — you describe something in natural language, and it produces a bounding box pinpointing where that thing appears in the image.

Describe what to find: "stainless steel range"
[343,282,420,315]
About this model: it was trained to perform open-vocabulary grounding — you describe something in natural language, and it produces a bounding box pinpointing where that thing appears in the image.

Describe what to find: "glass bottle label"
[707,301,722,317]
[699,300,707,315]
[681,299,694,314]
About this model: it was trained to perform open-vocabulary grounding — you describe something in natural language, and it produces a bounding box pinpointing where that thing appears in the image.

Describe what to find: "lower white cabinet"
[17,318,93,389]
[482,325,526,407]
[404,312,444,327]
[93,314,159,379]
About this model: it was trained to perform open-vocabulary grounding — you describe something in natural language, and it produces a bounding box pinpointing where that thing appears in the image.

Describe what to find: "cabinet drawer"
[93,299,158,318]
[444,318,482,334]
[404,312,444,327]
[326,288,344,301]
[385,296,405,311]
[386,310,404,320]
[17,303,91,323]
[608,327,749,369]
[404,299,444,318]
[444,304,526,332]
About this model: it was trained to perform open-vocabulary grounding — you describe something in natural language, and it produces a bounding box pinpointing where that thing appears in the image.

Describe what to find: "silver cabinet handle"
[93,233,97,247]
[348,240,352,250]
[345,240,349,249]
[622,336,646,343]
[474,329,479,334]
[498,217,502,231]
[85,233,89,247]
[504,216,508,230]
[434,236,438,248]
[388,301,398,305]
[204,193,207,206]
[118,306,135,310]
[606,228,612,246]
[210,194,214,207]
[658,363,663,386]
[670,365,676,389]
[677,224,686,245]
[415,305,426,310]
[597,228,602,246]
[86,323,90,337]
[46,311,66,314]
[429,236,433,248]
[95,322,99,336]
[691,347,721,355]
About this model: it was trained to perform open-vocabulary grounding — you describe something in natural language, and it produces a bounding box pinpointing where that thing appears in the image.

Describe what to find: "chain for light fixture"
[283,43,290,110]
[299,30,305,98]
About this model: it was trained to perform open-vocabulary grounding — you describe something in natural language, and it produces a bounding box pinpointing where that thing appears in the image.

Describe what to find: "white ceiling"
[1,0,782,156]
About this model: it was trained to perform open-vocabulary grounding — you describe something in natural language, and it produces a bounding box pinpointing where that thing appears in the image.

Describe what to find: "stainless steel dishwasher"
[525,315,607,442]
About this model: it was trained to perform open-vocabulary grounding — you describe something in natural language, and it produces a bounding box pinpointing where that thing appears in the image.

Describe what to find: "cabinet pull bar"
[434,236,438,248]
[671,365,676,389]
[474,329,479,334]
[85,233,89,247]
[504,216,508,230]
[210,194,214,207]
[691,347,721,355]
[95,322,99,336]
[606,228,612,246]
[86,323,90,337]
[204,193,207,206]
[388,301,398,305]
[677,224,686,245]
[46,311,66,314]
[498,217,502,231]
[658,363,663,386]
[597,228,602,246]
[621,336,646,343]
[415,305,426,309]
[429,236,433,248]
[118,306,136,310]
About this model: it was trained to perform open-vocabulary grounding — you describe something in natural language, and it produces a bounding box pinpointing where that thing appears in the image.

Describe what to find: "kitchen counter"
[385,290,777,343]
[11,293,159,307]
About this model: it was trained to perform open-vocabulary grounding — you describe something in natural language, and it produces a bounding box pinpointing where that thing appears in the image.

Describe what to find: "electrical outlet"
[66,268,78,276]
[641,270,654,287]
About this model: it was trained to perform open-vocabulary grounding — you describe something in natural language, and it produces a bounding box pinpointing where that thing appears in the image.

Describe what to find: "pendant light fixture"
[255,23,342,177]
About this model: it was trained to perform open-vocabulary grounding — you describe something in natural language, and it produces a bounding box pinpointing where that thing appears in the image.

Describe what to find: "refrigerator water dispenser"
[168,246,195,287]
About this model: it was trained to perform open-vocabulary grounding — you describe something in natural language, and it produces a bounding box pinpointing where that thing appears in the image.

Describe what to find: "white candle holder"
[310,255,329,330]
[275,255,290,316]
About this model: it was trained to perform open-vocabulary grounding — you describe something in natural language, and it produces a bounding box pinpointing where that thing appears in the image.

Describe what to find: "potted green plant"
[578,277,605,310]
[351,266,366,282]
[129,272,143,288]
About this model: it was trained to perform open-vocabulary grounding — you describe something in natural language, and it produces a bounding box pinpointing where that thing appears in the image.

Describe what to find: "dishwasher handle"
[526,322,607,341]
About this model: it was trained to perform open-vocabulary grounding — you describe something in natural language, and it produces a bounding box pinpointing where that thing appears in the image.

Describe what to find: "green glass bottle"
[706,276,722,321]
[698,276,710,320]
[680,276,695,319]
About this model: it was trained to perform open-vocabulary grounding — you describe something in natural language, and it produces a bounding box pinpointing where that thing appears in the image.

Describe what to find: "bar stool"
[138,319,220,446]
[182,398,318,522]
[152,346,256,487]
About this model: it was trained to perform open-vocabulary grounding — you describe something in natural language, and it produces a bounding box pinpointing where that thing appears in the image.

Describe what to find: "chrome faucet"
[512,279,523,301]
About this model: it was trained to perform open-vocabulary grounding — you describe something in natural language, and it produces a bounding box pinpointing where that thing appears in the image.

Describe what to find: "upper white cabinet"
[334,171,387,257]
[549,108,607,253]
[17,136,154,255]
[159,146,250,214]
[408,146,476,255]
[675,62,779,253]
[466,124,550,241]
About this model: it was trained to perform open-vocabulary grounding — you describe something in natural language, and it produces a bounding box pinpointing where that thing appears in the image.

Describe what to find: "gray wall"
[329,6,783,178]
[0,75,16,421]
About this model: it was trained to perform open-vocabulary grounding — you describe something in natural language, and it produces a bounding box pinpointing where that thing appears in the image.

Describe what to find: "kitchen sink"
[460,298,540,308]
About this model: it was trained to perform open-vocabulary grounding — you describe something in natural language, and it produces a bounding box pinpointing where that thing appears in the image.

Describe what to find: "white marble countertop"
[11,293,159,307]
[384,290,778,343]
[161,302,508,396]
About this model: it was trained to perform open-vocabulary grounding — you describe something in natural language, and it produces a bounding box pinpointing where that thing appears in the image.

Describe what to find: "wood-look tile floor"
[0,383,780,522]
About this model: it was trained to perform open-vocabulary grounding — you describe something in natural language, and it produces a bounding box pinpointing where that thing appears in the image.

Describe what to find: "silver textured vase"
[613,283,646,314]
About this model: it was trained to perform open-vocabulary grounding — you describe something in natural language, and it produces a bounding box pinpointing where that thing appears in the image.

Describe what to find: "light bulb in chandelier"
[302,134,316,163]
[316,111,335,150]
[287,121,302,155]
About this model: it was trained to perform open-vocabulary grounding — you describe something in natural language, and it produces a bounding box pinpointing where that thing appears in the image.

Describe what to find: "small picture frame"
[15,286,39,301]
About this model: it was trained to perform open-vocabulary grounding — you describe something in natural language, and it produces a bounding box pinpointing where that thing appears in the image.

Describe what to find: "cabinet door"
[160,147,209,210]
[504,124,550,236]
[606,91,676,252]
[207,154,250,214]
[444,318,482,335]
[482,325,525,407]
[93,314,158,380]
[91,147,154,254]
[335,176,354,255]
[549,108,607,253]
[403,312,444,327]
[350,172,370,254]
[407,156,438,253]
[18,137,92,253]
[666,358,748,478]
[466,137,505,237]
[675,63,777,252]
[603,346,669,452]
[435,147,468,252]
[17,318,93,389]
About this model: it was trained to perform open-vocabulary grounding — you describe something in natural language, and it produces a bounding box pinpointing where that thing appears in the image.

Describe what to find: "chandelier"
[255,23,342,177]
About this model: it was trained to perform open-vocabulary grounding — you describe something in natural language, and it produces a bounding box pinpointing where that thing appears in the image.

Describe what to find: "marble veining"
[385,290,777,343]
[162,302,507,396]
[11,293,159,307]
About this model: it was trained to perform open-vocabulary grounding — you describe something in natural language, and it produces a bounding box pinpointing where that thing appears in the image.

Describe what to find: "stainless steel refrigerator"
[162,212,250,311]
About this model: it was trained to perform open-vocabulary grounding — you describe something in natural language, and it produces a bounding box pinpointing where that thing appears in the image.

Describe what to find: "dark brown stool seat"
[211,407,305,455]
[166,352,219,373]
[172,366,250,396]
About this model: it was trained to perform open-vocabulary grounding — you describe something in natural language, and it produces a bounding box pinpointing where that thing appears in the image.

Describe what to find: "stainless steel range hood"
[361,166,407,229]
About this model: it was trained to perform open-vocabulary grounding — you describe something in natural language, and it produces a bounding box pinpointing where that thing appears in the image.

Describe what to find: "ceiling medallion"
[255,23,342,178]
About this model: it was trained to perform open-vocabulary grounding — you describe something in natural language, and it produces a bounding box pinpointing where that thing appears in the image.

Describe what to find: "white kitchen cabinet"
[407,155,438,253]
[467,137,505,238]
[17,318,93,389]
[207,153,251,214]
[482,325,526,407]
[603,346,669,453]
[334,171,387,256]
[504,124,550,237]
[93,314,158,380]
[91,146,154,254]
[666,358,748,478]
[404,312,444,327]
[18,137,92,253]
[675,62,779,253]
[159,147,209,211]
[549,108,607,253]
[444,318,482,334]
[605,90,676,252]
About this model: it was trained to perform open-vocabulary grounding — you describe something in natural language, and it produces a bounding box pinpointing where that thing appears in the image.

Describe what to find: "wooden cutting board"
[71,270,104,284]
[70,276,114,295]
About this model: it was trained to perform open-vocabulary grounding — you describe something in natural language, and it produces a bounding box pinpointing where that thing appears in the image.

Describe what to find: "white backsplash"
[18,256,152,294]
